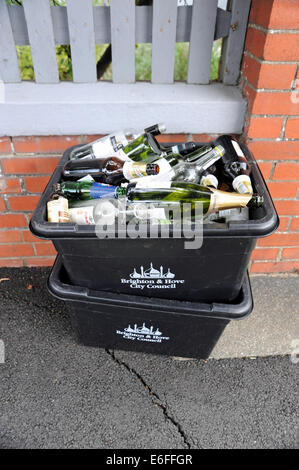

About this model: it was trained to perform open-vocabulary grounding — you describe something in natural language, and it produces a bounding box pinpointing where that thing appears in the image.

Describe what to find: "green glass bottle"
[125,181,263,217]
[123,132,210,164]
[54,181,126,201]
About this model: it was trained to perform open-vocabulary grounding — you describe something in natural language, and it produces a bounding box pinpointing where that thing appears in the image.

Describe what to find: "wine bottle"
[71,123,166,161]
[215,135,253,194]
[54,181,126,201]
[125,181,263,217]
[47,194,70,223]
[62,156,159,185]
[133,145,225,187]
[68,199,168,226]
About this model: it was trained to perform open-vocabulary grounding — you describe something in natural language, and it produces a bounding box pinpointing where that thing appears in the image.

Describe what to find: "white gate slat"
[110,0,135,84]
[152,0,178,84]
[220,0,251,85]
[0,2,20,82]
[66,0,97,83]
[187,0,218,84]
[22,0,59,84]
[8,5,232,46]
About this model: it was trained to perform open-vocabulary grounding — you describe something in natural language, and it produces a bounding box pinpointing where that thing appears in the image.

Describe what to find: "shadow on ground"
[0,267,298,449]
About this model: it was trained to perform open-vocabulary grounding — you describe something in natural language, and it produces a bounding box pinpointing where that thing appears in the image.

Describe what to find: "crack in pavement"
[106,349,192,449]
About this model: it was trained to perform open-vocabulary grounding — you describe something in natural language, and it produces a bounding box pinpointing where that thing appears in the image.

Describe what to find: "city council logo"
[121,263,184,290]
[116,322,170,343]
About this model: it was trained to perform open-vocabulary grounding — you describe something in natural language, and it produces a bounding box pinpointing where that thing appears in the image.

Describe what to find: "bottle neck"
[208,188,253,214]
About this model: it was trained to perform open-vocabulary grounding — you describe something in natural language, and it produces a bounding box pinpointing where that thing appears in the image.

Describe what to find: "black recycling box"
[48,256,254,359]
[30,142,279,303]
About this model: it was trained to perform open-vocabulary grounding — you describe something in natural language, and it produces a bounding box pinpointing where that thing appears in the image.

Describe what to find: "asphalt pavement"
[0,267,298,449]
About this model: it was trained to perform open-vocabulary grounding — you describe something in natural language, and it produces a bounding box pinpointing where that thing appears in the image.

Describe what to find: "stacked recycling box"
[30,130,279,359]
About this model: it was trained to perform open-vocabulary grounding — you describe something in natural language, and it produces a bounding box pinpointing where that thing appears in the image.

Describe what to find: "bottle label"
[90,182,118,199]
[78,175,95,183]
[47,197,70,223]
[92,134,129,160]
[69,207,95,225]
[110,135,124,152]
[135,178,172,189]
[122,162,149,181]
[231,140,245,158]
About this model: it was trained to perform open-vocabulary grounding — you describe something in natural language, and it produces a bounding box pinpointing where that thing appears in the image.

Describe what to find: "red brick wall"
[0,136,98,267]
[240,0,299,273]
[0,0,298,273]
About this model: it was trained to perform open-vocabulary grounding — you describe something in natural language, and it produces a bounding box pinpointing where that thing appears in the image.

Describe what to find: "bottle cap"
[53,183,61,193]
[200,174,218,189]
[233,175,253,194]
[157,123,166,134]
[146,163,160,175]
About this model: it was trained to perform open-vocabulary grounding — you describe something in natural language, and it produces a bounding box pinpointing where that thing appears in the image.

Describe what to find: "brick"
[0,259,24,267]
[277,216,289,231]
[0,243,34,258]
[0,178,22,194]
[0,214,27,228]
[282,247,299,259]
[285,118,299,139]
[245,27,267,59]
[0,230,22,243]
[248,117,283,139]
[248,141,299,160]
[274,200,299,215]
[273,162,299,180]
[2,156,60,175]
[13,136,82,154]
[34,242,57,256]
[192,134,222,143]
[242,55,296,90]
[289,217,299,231]
[156,134,187,143]
[258,232,299,246]
[251,247,279,260]
[242,82,257,115]
[22,230,40,242]
[25,257,55,267]
[248,0,273,29]
[268,0,299,29]
[8,195,40,212]
[250,0,299,29]
[84,135,105,144]
[246,27,299,62]
[267,181,299,198]
[251,260,299,273]
[0,137,12,154]
[24,176,50,193]
[264,33,299,61]
[0,198,6,211]
[256,161,273,179]
[251,91,299,115]
[257,63,297,90]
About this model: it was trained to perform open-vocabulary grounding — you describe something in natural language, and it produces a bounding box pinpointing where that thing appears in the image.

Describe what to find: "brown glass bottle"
[62,156,159,185]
